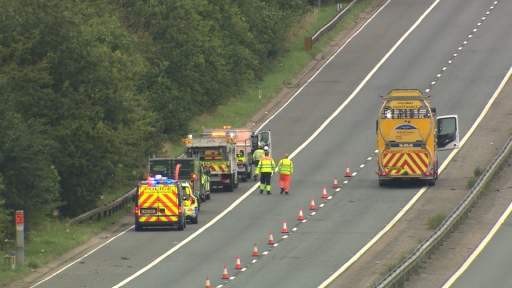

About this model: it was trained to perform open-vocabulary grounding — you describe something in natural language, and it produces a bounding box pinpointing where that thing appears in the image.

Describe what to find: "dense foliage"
[0,0,313,237]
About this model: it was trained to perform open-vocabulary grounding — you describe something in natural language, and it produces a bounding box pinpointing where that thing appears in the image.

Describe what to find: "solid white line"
[442,203,512,287]
[31,225,135,287]
[317,62,512,287]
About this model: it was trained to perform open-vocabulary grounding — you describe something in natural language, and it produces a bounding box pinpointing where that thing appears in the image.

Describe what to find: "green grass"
[473,166,482,177]
[0,1,376,285]
[0,204,133,286]
[428,213,446,230]
[466,178,477,189]
[168,0,375,157]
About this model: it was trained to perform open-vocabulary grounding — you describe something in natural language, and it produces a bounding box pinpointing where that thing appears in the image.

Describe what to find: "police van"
[134,175,187,231]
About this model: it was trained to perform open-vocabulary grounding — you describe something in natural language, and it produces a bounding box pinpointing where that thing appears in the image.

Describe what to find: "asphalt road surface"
[447,200,512,288]
[20,0,512,288]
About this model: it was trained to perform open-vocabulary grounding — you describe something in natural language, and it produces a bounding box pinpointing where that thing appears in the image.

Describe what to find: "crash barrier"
[305,0,359,50]
[374,136,512,288]
[67,188,136,226]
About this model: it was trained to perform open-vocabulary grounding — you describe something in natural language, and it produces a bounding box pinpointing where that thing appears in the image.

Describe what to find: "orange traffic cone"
[222,264,229,279]
[310,198,316,210]
[281,220,289,233]
[235,255,242,269]
[268,231,275,245]
[345,165,351,177]
[298,207,304,220]
[333,176,339,188]
[321,185,328,199]
[205,276,211,288]
[252,242,259,256]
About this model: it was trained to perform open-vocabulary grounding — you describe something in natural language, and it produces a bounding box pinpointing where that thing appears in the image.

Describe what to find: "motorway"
[446,201,512,288]
[31,0,512,287]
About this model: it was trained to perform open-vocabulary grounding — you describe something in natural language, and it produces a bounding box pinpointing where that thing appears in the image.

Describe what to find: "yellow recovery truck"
[376,89,460,186]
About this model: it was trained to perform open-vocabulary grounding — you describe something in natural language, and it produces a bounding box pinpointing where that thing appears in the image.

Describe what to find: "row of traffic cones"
[209,171,352,286]
[331,165,351,189]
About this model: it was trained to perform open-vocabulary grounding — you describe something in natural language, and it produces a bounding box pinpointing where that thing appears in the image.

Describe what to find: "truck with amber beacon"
[376,89,460,186]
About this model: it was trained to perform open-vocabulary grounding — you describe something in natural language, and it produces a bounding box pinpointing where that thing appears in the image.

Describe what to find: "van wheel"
[241,176,247,182]
[205,193,210,200]
[135,223,143,231]
[191,215,198,224]
[178,220,185,231]
[427,179,436,187]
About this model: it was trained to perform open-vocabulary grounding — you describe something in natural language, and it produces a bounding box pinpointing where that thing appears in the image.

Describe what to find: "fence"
[67,188,136,226]
[305,0,360,50]
[374,136,512,288]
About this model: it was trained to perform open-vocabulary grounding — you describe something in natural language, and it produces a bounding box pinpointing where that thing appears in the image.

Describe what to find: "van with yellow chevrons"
[134,175,186,231]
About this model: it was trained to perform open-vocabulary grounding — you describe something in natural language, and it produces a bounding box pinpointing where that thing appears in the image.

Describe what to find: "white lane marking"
[318,64,512,287]
[442,202,512,288]
[31,223,136,287]
[319,204,325,208]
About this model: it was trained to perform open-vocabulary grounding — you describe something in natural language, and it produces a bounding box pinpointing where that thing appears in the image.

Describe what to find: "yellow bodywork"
[377,89,436,179]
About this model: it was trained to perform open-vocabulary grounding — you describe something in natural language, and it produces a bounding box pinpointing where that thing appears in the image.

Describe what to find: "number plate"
[141,208,157,214]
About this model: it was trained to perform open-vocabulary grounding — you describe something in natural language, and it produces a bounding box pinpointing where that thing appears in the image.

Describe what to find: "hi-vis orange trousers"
[279,174,291,192]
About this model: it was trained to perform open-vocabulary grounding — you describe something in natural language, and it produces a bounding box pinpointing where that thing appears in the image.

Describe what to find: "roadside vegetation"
[427,213,447,230]
[0,0,378,285]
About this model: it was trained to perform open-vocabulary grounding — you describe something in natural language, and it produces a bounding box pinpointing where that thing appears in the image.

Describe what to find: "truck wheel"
[234,175,239,188]
[378,180,387,187]
[427,179,436,187]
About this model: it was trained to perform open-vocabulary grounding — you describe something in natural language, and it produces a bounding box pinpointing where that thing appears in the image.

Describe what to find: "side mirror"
[131,195,136,202]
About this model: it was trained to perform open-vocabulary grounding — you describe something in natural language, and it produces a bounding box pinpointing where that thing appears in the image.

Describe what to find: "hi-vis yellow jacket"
[255,156,275,174]
[278,159,293,175]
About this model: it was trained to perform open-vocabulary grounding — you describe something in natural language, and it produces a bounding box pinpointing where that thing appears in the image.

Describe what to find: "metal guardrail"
[305,0,359,50]
[67,188,136,226]
[374,136,512,288]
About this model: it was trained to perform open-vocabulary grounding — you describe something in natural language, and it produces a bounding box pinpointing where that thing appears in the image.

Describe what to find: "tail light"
[377,172,387,176]
[134,206,139,215]
[424,172,434,176]
[178,205,182,214]
[191,173,196,179]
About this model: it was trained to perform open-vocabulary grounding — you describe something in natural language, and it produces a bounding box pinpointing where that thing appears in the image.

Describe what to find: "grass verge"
[0,204,133,286]
[0,0,377,285]
[169,0,376,157]
[428,213,446,230]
